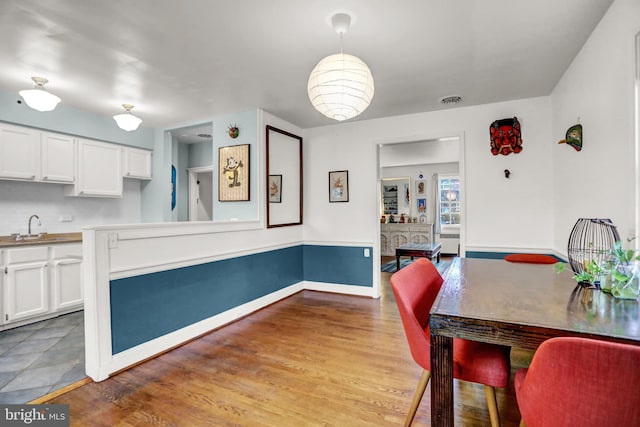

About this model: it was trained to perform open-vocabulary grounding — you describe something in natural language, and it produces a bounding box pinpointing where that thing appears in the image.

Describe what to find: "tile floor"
[0,311,85,403]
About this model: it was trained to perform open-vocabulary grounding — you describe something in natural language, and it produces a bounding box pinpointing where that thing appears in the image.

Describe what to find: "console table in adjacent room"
[395,242,442,270]
[380,223,434,256]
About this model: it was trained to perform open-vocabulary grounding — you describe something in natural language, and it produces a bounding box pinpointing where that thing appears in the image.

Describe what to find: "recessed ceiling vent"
[197,133,212,139]
[439,95,463,105]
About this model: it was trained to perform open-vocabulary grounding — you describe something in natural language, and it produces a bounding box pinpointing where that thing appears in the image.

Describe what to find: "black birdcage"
[567,218,620,275]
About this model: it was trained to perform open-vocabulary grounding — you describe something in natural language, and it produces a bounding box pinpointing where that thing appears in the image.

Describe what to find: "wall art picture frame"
[329,170,349,202]
[218,143,250,202]
[416,180,426,196]
[269,174,282,203]
[417,198,427,214]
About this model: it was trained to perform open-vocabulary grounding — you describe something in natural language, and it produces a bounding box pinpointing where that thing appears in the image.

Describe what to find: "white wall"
[379,139,459,167]
[551,0,640,251]
[0,179,142,235]
[304,96,554,253]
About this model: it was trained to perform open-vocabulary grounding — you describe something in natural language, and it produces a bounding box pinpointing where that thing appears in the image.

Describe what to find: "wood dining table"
[429,257,640,427]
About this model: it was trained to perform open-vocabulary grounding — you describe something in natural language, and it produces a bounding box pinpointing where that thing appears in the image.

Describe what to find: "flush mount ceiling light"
[113,104,142,131]
[18,77,61,112]
[307,13,374,122]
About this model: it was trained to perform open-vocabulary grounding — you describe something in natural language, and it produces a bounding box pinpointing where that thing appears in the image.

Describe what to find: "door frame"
[188,166,213,221]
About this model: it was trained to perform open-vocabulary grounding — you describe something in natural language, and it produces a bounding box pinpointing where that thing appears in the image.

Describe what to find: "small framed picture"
[417,198,427,214]
[219,144,250,201]
[416,180,426,196]
[329,170,349,202]
[269,174,282,203]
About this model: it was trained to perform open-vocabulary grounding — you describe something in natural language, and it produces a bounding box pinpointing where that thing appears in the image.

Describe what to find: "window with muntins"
[438,175,460,226]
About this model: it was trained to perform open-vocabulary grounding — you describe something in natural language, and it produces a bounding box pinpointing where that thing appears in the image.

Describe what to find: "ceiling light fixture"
[18,77,61,112]
[307,13,374,122]
[113,104,142,131]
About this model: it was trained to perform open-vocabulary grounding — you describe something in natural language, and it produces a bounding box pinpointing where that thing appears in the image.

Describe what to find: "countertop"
[0,232,82,248]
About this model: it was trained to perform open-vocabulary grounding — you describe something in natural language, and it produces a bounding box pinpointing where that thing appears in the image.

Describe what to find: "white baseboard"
[301,281,376,297]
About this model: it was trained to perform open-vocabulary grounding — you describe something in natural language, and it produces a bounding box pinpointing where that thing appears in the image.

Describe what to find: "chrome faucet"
[28,214,40,236]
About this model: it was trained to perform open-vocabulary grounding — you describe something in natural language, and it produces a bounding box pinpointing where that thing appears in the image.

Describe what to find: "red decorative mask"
[490,117,522,156]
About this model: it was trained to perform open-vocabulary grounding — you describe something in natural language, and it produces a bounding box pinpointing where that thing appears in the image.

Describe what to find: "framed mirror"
[266,125,302,228]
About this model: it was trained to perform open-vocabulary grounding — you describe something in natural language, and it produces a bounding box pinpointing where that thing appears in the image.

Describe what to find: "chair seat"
[453,336,510,388]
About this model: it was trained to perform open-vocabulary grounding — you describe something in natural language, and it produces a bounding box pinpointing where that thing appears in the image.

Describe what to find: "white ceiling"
[0,0,614,138]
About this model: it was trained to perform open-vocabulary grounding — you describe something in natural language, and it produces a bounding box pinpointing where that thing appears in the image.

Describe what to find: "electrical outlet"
[364,248,371,257]
[59,215,73,222]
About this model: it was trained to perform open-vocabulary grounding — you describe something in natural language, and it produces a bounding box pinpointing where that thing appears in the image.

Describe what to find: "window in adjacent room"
[438,174,460,227]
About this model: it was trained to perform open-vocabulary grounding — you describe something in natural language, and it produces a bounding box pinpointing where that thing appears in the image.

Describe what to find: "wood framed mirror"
[266,125,302,228]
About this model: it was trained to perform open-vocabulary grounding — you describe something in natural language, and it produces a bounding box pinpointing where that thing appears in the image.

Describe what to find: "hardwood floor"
[48,266,530,426]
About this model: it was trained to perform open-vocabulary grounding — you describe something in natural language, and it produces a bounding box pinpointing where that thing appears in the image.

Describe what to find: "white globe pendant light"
[113,104,142,131]
[308,13,374,122]
[19,77,61,112]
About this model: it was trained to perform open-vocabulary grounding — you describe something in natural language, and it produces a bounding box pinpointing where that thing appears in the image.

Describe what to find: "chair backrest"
[390,258,443,370]
[516,336,640,427]
[504,253,557,264]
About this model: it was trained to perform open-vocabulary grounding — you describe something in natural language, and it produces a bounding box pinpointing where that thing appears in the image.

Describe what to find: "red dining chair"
[515,337,640,427]
[390,258,510,427]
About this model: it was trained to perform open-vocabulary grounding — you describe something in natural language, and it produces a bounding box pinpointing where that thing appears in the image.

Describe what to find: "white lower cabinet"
[1,243,83,329]
[52,257,83,311]
[5,260,49,323]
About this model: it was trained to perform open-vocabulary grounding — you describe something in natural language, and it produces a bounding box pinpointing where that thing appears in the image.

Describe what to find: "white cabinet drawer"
[6,246,48,264]
[51,243,82,259]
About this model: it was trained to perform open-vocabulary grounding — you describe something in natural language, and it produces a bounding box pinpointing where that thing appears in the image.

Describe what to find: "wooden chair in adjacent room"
[514,336,640,427]
[390,258,511,427]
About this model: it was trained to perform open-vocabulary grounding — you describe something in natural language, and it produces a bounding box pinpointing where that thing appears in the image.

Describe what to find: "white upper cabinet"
[0,122,153,196]
[123,146,152,179]
[0,123,40,181]
[41,131,75,183]
[65,138,123,197]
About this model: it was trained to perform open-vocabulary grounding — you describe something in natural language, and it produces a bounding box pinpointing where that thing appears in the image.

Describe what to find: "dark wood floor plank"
[49,266,528,426]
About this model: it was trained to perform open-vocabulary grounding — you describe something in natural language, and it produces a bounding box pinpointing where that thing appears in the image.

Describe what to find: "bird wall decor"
[558,124,582,151]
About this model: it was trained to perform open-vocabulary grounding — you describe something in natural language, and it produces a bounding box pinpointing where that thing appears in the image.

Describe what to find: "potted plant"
[608,240,640,299]
[554,259,603,288]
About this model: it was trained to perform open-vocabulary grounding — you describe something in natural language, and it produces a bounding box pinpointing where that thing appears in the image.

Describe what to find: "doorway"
[188,166,213,221]
[376,135,465,295]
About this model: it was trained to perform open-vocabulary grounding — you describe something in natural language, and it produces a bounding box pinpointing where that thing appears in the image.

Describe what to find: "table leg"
[437,252,441,263]
[396,255,401,271]
[431,334,454,427]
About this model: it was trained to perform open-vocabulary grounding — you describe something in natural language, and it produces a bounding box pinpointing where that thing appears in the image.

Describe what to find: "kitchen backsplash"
[0,179,142,235]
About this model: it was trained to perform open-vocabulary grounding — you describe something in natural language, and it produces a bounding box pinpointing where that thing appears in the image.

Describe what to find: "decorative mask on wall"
[557,124,582,151]
[228,124,239,139]
[490,116,523,156]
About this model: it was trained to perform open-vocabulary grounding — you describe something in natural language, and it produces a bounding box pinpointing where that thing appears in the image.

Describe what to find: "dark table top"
[431,257,640,347]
